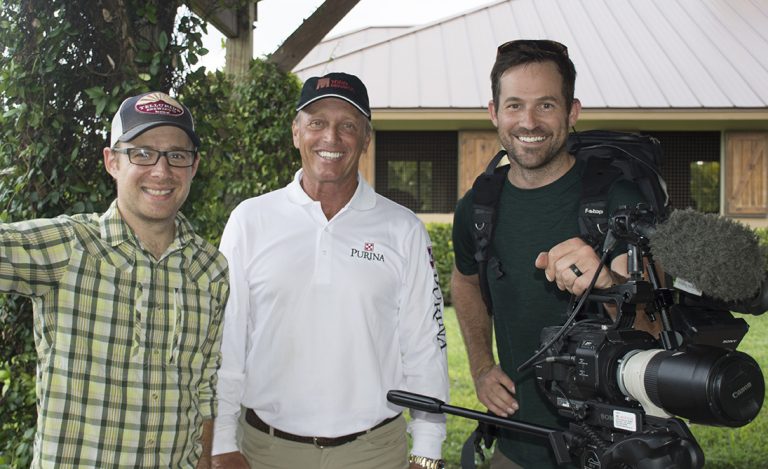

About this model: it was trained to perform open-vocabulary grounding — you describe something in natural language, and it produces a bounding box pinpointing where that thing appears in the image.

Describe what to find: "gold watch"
[409,454,445,469]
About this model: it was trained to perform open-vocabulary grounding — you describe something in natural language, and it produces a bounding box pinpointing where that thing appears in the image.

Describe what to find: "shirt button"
[147,438,155,446]
[152,392,159,400]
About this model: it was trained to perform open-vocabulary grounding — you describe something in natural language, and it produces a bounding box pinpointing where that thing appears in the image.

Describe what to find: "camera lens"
[619,345,764,427]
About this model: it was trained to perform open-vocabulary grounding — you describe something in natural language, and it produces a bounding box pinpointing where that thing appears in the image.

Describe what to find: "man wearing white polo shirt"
[211,72,449,469]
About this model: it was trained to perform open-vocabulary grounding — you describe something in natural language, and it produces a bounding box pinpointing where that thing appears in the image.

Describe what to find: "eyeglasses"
[111,147,198,168]
[496,39,569,59]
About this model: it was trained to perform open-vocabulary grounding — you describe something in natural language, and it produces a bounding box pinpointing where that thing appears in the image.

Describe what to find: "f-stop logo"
[350,242,384,262]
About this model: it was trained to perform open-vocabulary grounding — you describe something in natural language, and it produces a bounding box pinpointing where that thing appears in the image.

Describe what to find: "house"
[293,0,768,227]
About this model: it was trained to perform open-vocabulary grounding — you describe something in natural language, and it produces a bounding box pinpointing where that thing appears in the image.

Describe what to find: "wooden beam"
[268,0,360,72]
[187,0,250,38]
[224,2,256,74]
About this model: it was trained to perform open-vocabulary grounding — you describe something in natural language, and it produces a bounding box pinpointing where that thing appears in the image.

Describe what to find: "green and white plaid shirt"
[0,201,229,468]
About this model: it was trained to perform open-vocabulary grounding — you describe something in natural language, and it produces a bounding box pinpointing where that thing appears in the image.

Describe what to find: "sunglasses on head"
[496,39,569,58]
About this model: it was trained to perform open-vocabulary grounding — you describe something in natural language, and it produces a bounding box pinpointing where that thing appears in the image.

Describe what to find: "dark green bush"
[180,62,302,245]
[0,2,297,466]
[426,223,454,306]
[0,61,299,468]
[755,227,768,249]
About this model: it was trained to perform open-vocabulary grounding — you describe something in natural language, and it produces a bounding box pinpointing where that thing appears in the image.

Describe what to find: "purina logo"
[351,242,384,262]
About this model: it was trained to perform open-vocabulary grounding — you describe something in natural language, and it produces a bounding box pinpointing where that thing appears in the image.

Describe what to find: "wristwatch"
[409,454,445,469]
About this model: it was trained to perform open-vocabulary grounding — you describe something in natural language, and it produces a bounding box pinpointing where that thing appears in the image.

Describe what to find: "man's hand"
[212,451,250,469]
[196,454,211,469]
[535,237,616,296]
[474,364,518,417]
[196,420,213,469]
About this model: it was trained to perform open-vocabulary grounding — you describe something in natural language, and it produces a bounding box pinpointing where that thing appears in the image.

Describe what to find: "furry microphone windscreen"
[650,209,767,302]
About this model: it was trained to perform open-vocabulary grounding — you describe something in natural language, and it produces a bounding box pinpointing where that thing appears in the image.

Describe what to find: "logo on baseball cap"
[296,72,370,119]
[110,91,201,147]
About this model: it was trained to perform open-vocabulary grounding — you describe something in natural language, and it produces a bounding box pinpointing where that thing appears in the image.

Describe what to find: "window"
[651,131,721,213]
[690,161,720,213]
[375,131,458,213]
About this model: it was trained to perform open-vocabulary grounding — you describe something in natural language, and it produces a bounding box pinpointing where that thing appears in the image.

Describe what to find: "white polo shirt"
[213,170,449,459]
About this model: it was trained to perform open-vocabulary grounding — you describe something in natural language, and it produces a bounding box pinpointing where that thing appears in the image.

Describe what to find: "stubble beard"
[503,135,568,172]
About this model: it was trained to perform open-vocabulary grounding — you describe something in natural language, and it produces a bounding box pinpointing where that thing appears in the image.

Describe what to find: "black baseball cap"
[296,72,370,119]
[110,91,201,147]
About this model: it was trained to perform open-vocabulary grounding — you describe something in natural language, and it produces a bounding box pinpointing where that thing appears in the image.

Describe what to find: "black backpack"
[471,130,670,315]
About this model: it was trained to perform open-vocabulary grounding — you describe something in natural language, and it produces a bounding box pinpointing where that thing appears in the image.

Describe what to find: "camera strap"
[460,420,498,469]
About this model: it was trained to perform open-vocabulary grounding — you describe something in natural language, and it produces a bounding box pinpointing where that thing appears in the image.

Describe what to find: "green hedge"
[426,223,454,306]
[180,61,302,245]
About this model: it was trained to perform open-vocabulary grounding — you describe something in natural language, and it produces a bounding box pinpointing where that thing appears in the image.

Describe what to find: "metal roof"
[295,26,415,70]
[293,0,768,110]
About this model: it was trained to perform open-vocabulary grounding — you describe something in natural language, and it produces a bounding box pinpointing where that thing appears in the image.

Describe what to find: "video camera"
[389,205,765,469]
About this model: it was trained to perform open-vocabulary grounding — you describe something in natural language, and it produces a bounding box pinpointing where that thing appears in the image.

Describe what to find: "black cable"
[517,244,614,372]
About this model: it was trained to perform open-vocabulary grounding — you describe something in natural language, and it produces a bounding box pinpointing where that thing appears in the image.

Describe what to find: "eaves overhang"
[368,108,768,132]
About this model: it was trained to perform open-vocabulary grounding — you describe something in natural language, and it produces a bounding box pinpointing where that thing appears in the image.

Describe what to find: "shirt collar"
[286,168,377,211]
[99,200,197,249]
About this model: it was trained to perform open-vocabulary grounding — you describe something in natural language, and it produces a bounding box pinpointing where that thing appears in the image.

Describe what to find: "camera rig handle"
[388,390,705,469]
[386,390,572,465]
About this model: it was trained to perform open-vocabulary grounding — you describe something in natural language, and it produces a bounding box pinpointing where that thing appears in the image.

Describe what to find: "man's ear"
[488,99,499,128]
[568,98,582,128]
[292,117,301,149]
[103,147,119,179]
[190,153,200,178]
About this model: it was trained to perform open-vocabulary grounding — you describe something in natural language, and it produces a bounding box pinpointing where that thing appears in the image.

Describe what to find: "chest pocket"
[48,250,135,379]
[168,272,224,371]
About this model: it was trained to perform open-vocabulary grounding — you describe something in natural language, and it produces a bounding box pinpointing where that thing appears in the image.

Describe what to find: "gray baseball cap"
[110,91,200,147]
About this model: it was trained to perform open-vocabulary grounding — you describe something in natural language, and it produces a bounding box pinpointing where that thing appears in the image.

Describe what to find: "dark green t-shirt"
[452,159,645,468]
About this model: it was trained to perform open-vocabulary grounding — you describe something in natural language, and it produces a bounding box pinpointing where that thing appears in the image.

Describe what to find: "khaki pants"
[239,413,408,469]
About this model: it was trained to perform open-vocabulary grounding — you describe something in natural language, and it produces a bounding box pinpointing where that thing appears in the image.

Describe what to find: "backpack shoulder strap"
[577,155,623,246]
[471,150,509,315]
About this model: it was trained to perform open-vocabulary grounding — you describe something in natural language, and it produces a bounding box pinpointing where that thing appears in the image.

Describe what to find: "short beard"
[504,135,569,171]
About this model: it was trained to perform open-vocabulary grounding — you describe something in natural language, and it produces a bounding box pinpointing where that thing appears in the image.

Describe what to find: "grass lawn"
[439,307,768,468]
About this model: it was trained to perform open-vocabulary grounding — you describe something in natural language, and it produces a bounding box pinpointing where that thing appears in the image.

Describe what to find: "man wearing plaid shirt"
[0,91,229,468]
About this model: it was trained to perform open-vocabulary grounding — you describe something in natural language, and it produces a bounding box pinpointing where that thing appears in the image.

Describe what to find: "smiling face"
[292,97,370,199]
[489,61,581,186]
[103,125,199,234]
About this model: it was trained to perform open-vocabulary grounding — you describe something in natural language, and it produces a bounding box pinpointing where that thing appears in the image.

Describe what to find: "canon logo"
[732,381,752,399]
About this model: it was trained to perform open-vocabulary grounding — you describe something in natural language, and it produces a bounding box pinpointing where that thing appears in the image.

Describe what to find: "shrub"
[427,223,454,306]
[0,2,294,465]
[180,61,302,245]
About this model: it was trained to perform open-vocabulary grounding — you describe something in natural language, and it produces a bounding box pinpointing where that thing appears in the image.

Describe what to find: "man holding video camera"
[451,40,656,468]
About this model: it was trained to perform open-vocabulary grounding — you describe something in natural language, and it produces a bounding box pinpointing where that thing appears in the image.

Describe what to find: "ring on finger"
[569,264,583,277]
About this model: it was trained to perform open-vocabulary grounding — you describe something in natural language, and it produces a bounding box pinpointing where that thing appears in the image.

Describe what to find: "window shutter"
[725,132,768,216]
[458,131,500,197]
